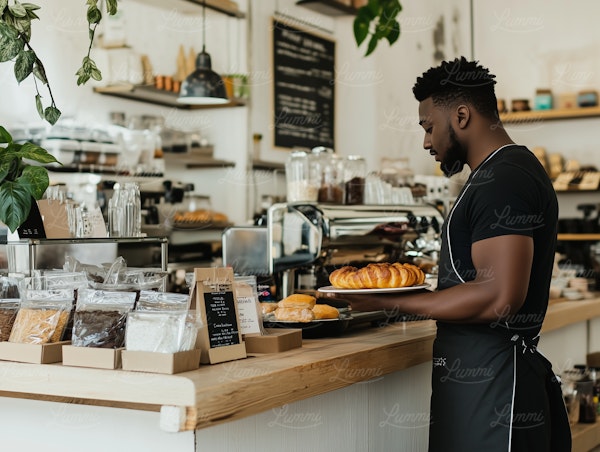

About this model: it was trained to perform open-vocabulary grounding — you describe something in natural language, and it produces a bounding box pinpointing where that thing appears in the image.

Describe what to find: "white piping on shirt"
[508,345,517,452]
[445,144,514,283]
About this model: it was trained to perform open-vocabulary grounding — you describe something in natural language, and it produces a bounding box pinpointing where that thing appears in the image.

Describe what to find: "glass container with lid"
[285,149,318,202]
[343,155,366,205]
[317,153,344,204]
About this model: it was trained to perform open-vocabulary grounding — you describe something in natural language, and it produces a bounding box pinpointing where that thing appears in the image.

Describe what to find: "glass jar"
[343,155,366,205]
[318,153,344,204]
[285,150,318,202]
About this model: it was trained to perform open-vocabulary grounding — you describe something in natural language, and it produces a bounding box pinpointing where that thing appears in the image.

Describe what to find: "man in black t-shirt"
[325,58,571,452]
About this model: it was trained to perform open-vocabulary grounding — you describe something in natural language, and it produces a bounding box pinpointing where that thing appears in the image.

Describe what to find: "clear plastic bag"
[9,290,74,344]
[136,290,189,311]
[0,299,20,342]
[72,289,137,348]
[125,310,201,353]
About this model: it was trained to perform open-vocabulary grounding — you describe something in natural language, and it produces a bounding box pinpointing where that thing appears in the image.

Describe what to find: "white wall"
[473,0,600,182]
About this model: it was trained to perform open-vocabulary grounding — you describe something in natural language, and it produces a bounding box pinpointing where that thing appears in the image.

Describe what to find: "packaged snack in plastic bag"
[72,289,137,348]
[0,299,20,342]
[125,310,201,353]
[9,289,74,344]
[136,290,189,311]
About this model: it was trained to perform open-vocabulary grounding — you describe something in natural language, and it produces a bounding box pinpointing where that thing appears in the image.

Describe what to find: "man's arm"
[323,234,533,323]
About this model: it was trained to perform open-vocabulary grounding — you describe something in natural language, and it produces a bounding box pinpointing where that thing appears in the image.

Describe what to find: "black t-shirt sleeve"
[466,163,541,243]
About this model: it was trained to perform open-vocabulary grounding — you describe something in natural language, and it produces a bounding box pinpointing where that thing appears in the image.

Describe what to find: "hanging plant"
[353,0,402,57]
[0,0,117,232]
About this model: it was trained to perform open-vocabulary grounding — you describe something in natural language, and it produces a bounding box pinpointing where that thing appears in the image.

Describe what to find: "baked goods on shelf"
[265,293,339,322]
[273,307,315,322]
[312,304,340,320]
[329,262,425,289]
[278,293,316,309]
[172,209,229,228]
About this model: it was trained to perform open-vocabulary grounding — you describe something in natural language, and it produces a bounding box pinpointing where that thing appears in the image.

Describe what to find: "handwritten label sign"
[193,267,247,364]
[272,19,335,149]
[204,290,241,348]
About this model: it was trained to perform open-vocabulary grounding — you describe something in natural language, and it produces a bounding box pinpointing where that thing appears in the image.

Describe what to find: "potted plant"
[0,0,117,232]
[353,0,402,57]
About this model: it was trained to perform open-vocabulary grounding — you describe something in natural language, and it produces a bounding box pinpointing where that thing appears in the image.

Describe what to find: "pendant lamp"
[177,0,228,105]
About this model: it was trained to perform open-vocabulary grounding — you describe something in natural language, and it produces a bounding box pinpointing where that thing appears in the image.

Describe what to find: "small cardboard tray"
[121,349,201,374]
[0,341,71,364]
[62,345,123,370]
[244,328,302,354]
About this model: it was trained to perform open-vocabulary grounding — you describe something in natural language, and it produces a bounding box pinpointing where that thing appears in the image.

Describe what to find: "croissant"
[329,263,425,289]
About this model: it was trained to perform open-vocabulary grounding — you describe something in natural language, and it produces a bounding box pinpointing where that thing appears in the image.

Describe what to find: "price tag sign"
[203,290,241,348]
[193,267,247,364]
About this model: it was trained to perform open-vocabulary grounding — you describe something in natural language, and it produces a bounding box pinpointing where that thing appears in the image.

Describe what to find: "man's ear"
[456,104,470,129]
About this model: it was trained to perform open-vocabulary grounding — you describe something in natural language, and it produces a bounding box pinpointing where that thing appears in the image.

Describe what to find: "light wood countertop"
[0,297,598,432]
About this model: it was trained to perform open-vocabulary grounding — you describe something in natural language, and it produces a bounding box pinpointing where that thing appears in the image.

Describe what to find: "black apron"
[428,322,572,452]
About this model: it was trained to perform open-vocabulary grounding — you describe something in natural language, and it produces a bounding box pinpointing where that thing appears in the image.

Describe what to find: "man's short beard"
[440,123,468,177]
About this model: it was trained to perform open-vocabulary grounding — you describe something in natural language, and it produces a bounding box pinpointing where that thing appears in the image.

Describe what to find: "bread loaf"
[329,263,425,289]
[273,307,315,323]
[312,304,339,320]
[278,293,316,309]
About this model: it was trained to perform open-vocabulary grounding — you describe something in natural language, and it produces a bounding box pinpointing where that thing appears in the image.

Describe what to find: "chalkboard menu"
[272,19,335,149]
[204,290,241,348]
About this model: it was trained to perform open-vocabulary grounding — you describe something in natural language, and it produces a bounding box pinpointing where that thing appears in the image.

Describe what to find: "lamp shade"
[177,51,228,105]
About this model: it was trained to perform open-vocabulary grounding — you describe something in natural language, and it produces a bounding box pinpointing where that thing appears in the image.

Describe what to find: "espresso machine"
[223,202,443,299]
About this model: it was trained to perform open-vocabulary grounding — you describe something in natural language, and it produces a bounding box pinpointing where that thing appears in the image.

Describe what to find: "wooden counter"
[0,297,598,436]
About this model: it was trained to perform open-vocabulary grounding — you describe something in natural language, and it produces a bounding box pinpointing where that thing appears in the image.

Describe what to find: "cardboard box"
[0,341,70,364]
[62,345,123,370]
[244,328,302,354]
[121,349,201,374]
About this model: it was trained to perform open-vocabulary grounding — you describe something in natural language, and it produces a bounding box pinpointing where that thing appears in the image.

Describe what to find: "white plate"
[317,283,430,294]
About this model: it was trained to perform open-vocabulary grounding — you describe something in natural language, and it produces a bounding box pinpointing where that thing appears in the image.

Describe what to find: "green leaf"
[0,126,12,144]
[381,0,401,21]
[18,165,49,199]
[8,3,27,18]
[21,3,41,11]
[33,60,48,84]
[0,180,32,232]
[356,4,376,22]
[44,106,61,125]
[0,23,24,62]
[90,67,102,81]
[106,0,118,15]
[365,34,378,56]
[19,142,59,164]
[87,5,102,24]
[14,49,35,83]
[353,17,369,46]
[366,0,381,18]
[0,0,8,14]
[385,21,400,45]
[0,153,19,182]
[35,94,43,119]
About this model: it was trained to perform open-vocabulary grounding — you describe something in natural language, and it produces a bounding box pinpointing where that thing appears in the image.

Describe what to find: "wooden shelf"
[94,85,246,110]
[131,0,245,18]
[296,0,358,16]
[557,234,600,241]
[500,106,600,124]
[251,159,285,171]
[162,153,235,168]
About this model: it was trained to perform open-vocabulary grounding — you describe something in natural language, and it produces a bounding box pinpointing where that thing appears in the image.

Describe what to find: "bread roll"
[273,307,315,323]
[329,263,425,289]
[260,302,278,315]
[312,304,339,320]
[278,293,316,309]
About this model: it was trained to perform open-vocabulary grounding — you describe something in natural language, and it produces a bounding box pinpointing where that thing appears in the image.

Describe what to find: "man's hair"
[412,57,499,120]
